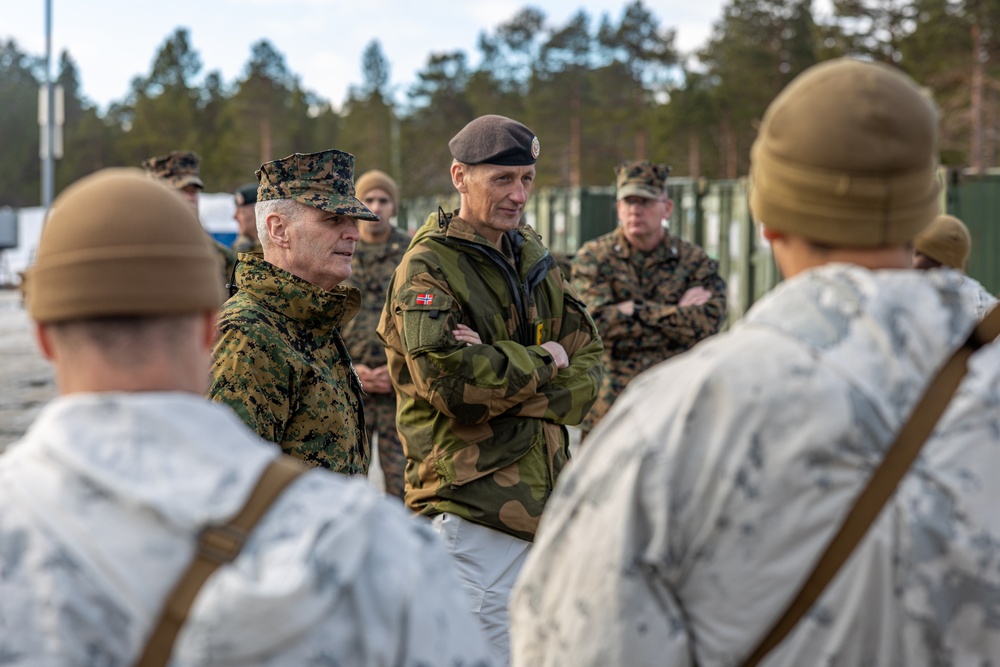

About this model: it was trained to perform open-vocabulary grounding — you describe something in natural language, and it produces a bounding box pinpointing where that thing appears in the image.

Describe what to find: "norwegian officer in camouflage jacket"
[142,150,238,287]
[572,161,726,439]
[377,114,603,664]
[341,170,410,499]
[209,149,374,475]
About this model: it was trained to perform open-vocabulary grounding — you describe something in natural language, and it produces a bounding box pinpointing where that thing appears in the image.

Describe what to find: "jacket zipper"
[450,236,551,346]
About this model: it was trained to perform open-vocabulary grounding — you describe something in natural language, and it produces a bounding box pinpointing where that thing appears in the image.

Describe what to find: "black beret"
[234,182,258,206]
[449,115,540,166]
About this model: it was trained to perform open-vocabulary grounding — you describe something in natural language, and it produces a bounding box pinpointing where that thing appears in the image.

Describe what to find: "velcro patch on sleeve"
[398,289,456,354]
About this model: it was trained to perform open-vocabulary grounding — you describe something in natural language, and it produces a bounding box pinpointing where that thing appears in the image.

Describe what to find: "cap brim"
[617,184,661,200]
[295,194,380,222]
[172,175,204,189]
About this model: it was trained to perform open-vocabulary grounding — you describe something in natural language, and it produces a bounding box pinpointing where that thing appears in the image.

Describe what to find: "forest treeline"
[1,0,999,207]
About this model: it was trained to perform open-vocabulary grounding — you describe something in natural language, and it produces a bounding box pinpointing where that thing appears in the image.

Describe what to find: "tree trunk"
[260,117,272,165]
[721,113,738,179]
[635,128,647,160]
[688,130,701,179]
[986,79,997,168]
[570,78,582,188]
[720,114,732,179]
[970,21,984,172]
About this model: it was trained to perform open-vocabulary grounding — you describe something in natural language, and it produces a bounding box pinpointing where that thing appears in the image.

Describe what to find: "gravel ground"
[0,288,56,452]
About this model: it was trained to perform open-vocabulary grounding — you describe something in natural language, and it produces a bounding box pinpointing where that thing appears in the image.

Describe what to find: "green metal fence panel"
[577,187,617,247]
[947,173,1000,294]
[398,194,459,235]
[669,178,701,244]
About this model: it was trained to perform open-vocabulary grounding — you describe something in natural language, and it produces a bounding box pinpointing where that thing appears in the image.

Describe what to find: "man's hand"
[679,286,712,307]
[367,365,393,394]
[541,341,569,369]
[356,363,393,394]
[354,363,373,386]
[614,300,636,317]
[453,324,482,346]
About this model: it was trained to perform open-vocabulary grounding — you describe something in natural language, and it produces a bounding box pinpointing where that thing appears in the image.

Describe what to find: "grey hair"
[254,199,303,249]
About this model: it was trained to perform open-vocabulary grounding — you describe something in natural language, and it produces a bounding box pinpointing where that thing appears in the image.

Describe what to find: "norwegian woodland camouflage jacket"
[572,227,727,431]
[210,253,369,475]
[377,212,603,541]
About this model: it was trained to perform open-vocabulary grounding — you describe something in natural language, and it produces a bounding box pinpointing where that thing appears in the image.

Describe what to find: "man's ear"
[760,224,784,243]
[265,211,291,249]
[451,162,469,194]
[34,322,56,362]
[199,309,219,351]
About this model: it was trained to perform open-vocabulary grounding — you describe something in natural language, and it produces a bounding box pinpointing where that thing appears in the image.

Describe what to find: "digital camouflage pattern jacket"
[377,212,603,541]
[210,253,369,475]
[342,226,411,368]
[572,226,726,433]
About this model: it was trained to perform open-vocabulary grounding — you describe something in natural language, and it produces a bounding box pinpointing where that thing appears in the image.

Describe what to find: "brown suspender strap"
[741,304,1000,667]
[134,455,308,667]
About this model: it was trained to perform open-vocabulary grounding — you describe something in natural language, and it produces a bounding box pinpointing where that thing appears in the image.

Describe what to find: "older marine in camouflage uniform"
[341,170,410,498]
[142,150,237,286]
[210,150,374,475]
[573,161,726,438]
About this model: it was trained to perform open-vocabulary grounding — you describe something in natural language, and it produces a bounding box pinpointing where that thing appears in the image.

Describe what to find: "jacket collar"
[235,253,361,333]
[610,226,678,262]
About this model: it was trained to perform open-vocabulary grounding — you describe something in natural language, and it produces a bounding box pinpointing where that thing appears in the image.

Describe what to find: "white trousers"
[432,513,531,667]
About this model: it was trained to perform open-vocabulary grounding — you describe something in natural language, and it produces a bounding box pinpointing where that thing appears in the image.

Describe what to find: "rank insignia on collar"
[416,293,435,306]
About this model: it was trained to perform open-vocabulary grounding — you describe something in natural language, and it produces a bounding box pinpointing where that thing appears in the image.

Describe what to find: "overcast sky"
[0,0,833,114]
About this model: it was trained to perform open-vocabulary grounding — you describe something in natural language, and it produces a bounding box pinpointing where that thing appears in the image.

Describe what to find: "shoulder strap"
[134,455,308,667]
[741,304,1000,667]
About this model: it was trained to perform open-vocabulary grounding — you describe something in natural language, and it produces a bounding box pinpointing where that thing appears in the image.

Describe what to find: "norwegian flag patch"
[415,293,435,306]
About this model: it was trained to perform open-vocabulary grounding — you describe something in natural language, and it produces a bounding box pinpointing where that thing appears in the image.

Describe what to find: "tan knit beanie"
[914,214,971,270]
[750,58,941,246]
[24,168,224,322]
[354,169,399,210]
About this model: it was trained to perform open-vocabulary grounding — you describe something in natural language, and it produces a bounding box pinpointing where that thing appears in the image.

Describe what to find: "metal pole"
[42,0,54,210]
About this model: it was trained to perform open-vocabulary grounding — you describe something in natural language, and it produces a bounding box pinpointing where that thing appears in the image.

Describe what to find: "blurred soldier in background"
[142,150,237,286]
[913,213,971,271]
[341,169,410,499]
[0,168,495,666]
[378,114,603,664]
[571,160,726,440]
[912,213,994,317]
[210,149,372,475]
[232,181,262,254]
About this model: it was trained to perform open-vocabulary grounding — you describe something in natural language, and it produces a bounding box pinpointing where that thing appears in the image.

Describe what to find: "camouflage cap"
[616,161,671,200]
[255,149,378,222]
[234,182,258,206]
[141,150,204,190]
